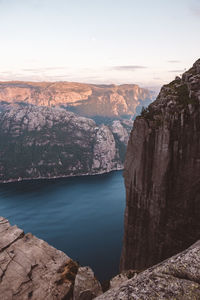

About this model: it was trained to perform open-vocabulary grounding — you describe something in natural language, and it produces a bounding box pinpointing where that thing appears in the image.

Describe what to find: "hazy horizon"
[0,0,200,92]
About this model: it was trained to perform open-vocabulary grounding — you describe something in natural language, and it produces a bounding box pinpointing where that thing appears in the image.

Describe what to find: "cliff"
[0,81,153,118]
[1,217,200,300]
[121,59,200,271]
[0,103,132,183]
[0,217,78,299]
[0,217,103,300]
[96,240,200,299]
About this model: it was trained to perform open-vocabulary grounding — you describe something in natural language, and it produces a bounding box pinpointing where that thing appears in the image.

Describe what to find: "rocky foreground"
[0,103,132,182]
[97,240,200,299]
[1,217,200,300]
[0,217,77,299]
[121,59,200,271]
[0,81,153,118]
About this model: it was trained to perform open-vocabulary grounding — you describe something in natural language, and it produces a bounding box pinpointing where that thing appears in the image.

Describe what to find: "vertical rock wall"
[121,59,200,271]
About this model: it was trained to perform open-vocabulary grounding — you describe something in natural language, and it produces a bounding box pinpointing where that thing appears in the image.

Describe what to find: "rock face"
[73,267,102,300]
[121,59,200,271]
[0,82,153,118]
[1,216,200,299]
[96,240,200,299]
[0,217,79,300]
[0,80,152,182]
[0,103,132,182]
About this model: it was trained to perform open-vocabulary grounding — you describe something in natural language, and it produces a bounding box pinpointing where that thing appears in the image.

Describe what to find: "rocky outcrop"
[0,82,153,118]
[121,59,200,271]
[2,216,200,299]
[0,217,79,300]
[0,103,132,182]
[108,270,138,290]
[73,267,102,300]
[96,240,200,299]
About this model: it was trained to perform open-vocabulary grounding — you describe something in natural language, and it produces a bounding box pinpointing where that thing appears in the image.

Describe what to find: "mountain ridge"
[0,81,153,118]
[0,102,131,183]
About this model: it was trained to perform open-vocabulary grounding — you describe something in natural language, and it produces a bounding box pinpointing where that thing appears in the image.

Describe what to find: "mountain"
[0,81,153,118]
[1,60,200,298]
[120,59,200,271]
[0,102,132,183]
[0,80,152,182]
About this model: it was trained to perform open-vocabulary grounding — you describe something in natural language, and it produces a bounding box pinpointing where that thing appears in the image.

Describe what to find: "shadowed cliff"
[0,103,132,182]
[120,59,200,271]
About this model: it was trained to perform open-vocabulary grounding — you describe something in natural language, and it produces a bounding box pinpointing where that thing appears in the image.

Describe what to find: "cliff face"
[2,217,200,300]
[0,82,153,118]
[0,81,153,182]
[0,217,104,300]
[0,217,78,300]
[0,103,131,182]
[97,240,200,300]
[121,59,200,271]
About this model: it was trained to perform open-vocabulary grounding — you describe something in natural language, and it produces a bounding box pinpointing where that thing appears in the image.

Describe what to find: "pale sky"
[0,0,200,91]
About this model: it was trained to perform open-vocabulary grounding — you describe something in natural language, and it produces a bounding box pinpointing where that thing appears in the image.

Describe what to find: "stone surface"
[0,103,131,182]
[0,82,153,118]
[73,266,102,300]
[0,217,78,300]
[96,240,200,299]
[109,270,138,289]
[121,58,200,271]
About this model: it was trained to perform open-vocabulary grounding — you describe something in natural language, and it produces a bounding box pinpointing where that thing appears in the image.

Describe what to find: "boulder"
[0,217,78,300]
[73,266,102,300]
[96,240,200,299]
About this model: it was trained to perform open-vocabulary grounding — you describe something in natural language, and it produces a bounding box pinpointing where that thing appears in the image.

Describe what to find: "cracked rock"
[0,217,77,300]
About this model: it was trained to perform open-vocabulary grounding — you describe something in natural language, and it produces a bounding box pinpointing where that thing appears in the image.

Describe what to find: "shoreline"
[0,166,124,184]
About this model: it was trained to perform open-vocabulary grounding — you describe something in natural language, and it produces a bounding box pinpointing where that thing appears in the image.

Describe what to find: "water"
[0,171,125,282]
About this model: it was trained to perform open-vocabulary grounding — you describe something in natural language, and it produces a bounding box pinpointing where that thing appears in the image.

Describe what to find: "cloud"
[153,77,162,80]
[169,69,185,73]
[0,71,13,75]
[22,67,68,73]
[167,60,181,63]
[90,37,96,42]
[111,65,147,71]
[0,72,26,81]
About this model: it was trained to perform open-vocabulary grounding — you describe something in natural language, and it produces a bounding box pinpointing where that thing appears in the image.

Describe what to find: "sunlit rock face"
[0,81,153,118]
[0,103,132,182]
[121,59,200,271]
[0,217,78,300]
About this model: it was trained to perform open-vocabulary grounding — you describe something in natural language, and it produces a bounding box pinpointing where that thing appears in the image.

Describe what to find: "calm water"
[0,171,125,281]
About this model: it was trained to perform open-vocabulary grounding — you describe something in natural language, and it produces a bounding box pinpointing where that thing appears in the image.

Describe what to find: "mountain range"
[0,82,153,182]
[0,81,153,118]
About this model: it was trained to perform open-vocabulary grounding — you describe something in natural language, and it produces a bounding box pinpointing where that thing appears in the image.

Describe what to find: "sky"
[0,0,200,91]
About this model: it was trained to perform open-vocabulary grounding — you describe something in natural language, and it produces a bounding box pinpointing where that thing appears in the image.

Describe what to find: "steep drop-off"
[2,217,200,299]
[0,103,131,182]
[98,240,200,299]
[0,217,78,300]
[0,81,153,118]
[121,59,200,271]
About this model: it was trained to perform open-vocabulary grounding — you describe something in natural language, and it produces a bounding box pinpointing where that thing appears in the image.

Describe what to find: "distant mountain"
[0,81,153,118]
[0,81,153,182]
[0,102,132,182]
